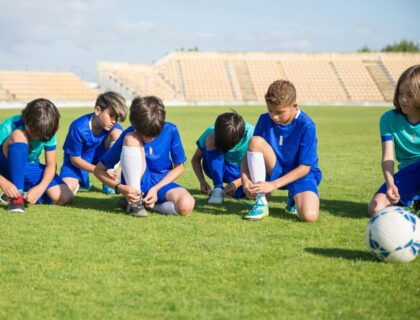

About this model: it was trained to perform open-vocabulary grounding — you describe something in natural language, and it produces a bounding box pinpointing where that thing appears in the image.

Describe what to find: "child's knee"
[8,129,29,144]
[247,136,264,151]
[109,128,123,141]
[123,133,141,147]
[368,194,388,216]
[205,134,216,150]
[176,196,195,216]
[298,209,319,222]
[49,185,74,205]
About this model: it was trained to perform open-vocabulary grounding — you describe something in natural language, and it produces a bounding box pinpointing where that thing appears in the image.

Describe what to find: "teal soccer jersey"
[380,110,420,169]
[196,122,254,166]
[0,115,57,163]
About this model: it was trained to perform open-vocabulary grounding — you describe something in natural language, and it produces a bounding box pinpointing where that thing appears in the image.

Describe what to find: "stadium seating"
[0,71,98,102]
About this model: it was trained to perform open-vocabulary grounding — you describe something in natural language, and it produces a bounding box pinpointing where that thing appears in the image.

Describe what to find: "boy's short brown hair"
[95,91,127,122]
[130,96,166,137]
[265,80,297,108]
[393,64,420,112]
[214,112,245,153]
[21,98,60,142]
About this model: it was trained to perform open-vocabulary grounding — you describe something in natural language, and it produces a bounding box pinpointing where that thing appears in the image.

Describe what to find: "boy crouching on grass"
[191,111,254,204]
[60,91,127,195]
[241,80,322,221]
[0,98,73,213]
[94,96,195,217]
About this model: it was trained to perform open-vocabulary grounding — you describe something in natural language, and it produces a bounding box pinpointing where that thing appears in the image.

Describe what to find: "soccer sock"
[120,146,142,191]
[247,151,267,205]
[8,142,28,195]
[204,149,224,189]
[153,201,177,215]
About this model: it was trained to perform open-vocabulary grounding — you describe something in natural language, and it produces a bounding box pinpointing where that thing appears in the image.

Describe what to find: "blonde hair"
[265,80,296,108]
[393,65,420,111]
[95,91,128,122]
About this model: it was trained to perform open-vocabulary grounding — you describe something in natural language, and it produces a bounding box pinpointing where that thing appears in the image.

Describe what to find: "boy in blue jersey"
[191,112,254,204]
[368,65,420,215]
[241,80,322,221]
[94,96,195,217]
[0,98,73,212]
[60,92,127,194]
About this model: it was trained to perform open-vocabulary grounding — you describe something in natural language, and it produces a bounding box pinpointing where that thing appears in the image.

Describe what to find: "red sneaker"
[8,196,25,213]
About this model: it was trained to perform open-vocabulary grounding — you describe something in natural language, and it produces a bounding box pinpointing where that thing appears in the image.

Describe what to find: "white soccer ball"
[366,206,420,263]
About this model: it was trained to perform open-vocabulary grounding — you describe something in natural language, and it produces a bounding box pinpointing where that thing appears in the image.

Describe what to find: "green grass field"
[0,106,419,319]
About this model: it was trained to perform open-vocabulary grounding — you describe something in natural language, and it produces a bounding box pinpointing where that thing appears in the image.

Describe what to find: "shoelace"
[249,197,265,214]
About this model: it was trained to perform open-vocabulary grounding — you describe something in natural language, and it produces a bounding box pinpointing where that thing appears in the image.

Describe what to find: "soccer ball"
[366,206,420,263]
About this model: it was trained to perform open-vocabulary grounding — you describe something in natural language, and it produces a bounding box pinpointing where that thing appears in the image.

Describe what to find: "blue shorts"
[268,160,322,198]
[0,157,65,204]
[202,157,245,199]
[60,139,108,189]
[121,168,182,204]
[376,160,420,206]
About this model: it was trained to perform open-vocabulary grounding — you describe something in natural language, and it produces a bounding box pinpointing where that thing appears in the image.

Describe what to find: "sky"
[0,0,419,81]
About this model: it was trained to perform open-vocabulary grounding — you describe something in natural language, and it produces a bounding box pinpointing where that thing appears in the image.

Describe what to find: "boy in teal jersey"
[368,65,420,215]
[0,99,73,212]
[191,112,254,204]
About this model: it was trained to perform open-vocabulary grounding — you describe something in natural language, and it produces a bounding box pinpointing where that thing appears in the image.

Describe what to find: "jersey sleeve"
[171,126,186,164]
[253,115,264,137]
[0,118,14,145]
[299,124,318,166]
[44,134,57,152]
[196,126,213,151]
[379,112,393,142]
[64,124,84,157]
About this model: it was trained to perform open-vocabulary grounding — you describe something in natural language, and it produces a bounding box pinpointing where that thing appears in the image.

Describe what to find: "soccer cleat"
[8,196,25,213]
[0,192,8,205]
[286,193,297,214]
[208,187,224,204]
[127,196,148,218]
[243,195,269,220]
[102,183,115,195]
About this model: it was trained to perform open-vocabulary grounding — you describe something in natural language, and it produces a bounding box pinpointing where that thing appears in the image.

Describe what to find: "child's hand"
[143,187,158,208]
[386,184,400,204]
[242,178,255,199]
[106,169,117,180]
[200,181,212,195]
[249,181,276,195]
[224,183,237,196]
[1,180,21,199]
[119,184,141,204]
[25,185,45,204]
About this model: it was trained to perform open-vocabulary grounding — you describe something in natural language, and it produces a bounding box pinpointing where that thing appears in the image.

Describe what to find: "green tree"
[358,45,371,52]
[381,39,419,52]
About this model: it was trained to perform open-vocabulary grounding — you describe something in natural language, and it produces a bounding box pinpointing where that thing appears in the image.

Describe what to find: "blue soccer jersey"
[62,113,123,165]
[100,122,186,174]
[253,109,320,175]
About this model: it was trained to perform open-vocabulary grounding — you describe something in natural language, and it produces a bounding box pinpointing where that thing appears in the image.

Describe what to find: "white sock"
[120,146,142,191]
[153,201,177,215]
[247,151,267,204]
[110,141,120,171]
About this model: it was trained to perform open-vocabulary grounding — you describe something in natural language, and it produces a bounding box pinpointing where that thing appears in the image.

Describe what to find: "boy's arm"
[248,164,310,195]
[191,148,212,195]
[381,140,399,203]
[94,162,140,203]
[70,156,96,173]
[25,150,57,204]
[143,163,185,207]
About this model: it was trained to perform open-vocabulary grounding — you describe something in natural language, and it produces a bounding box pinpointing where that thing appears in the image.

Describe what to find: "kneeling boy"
[94,96,195,217]
[241,80,322,221]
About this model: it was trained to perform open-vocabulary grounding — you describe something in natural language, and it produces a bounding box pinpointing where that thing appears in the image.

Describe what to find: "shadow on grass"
[66,194,124,215]
[192,190,369,220]
[305,247,377,262]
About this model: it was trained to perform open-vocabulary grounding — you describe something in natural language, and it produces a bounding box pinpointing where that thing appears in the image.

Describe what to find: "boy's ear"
[292,103,298,109]
[94,105,102,115]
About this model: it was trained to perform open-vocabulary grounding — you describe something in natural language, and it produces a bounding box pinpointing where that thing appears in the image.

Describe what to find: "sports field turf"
[0,106,418,319]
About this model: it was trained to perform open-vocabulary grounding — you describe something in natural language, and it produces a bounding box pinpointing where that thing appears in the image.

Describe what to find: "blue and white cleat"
[286,193,297,214]
[243,195,269,220]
